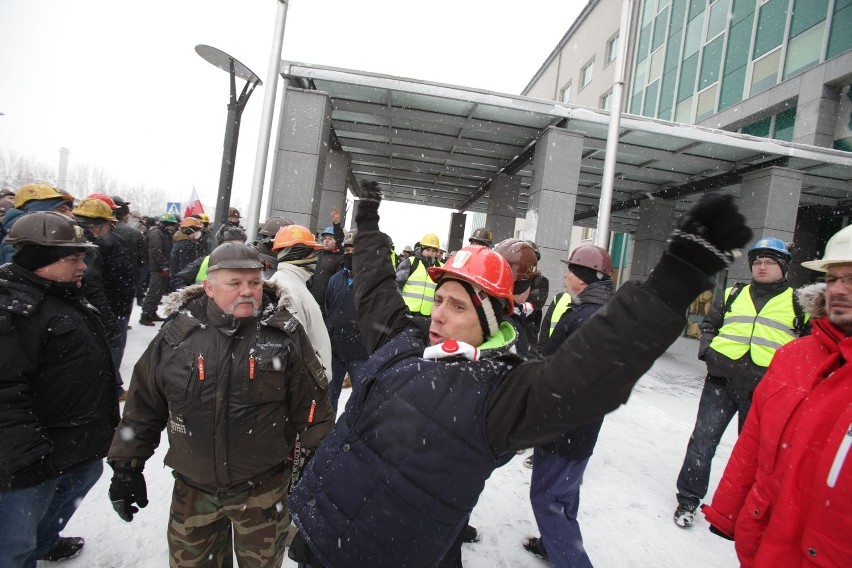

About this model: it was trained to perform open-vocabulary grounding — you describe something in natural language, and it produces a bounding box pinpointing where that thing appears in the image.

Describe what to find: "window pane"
[643,0,658,26]
[633,58,648,94]
[696,84,718,120]
[675,96,694,122]
[827,4,852,59]
[660,68,678,112]
[561,84,572,103]
[750,48,782,95]
[601,92,612,110]
[644,80,660,116]
[753,0,787,58]
[719,66,746,110]
[684,12,705,57]
[607,35,620,63]
[581,62,594,87]
[773,107,797,141]
[665,27,683,71]
[742,116,772,137]
[707,0,730,39]
[700,36,724,88]
[653,6,670,50]
[638,22,653,62]
[688,0,705,20]
[724,16,754,75]
[731,0,755,26]
[784,23,825,78]
[790,0,828,37]
[670,0,688,33]
[678,53,699,101]
[649,48,665,81]
[631,92,644,114]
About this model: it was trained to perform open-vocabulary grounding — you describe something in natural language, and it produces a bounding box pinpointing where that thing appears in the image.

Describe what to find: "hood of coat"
[796,283,826,318]
[162,280,296,318]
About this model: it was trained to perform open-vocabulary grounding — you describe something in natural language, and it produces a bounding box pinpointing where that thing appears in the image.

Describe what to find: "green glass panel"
[665,28,683,71]
[724,16,754,75]
[644,80,660,116]
[700,36,724,88]
[835,0,852,10]
[670,0,688,32]
[678,53,699,101]
[684,12,705,57]
[707,0,730,38]
[653,7,670,50]
[660,68,678,112]
[743,117,772,138]
[638,22,653,62]
[719,66,746,110]
[689,0,705,20]
[754,0,787,58]
[658,106,674,120]
[731,0,754,26]
[835,136,852,152]
[773,107,797,141]
[643,0,657,26]
[631,92,644,114]
[827,5,852,59]
[790,0,828,37]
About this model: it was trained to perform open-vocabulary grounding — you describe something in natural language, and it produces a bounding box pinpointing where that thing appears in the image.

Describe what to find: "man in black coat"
[524,245,616,566]
[140,214,178,325]
[311,208,345,317]
[0,212,119,564]
[286,184,752,568]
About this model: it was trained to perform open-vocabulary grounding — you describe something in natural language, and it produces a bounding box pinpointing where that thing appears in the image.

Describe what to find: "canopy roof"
[281,61,852,233]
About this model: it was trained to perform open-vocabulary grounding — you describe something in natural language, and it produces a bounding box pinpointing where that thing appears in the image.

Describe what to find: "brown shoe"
[342,374,352,389]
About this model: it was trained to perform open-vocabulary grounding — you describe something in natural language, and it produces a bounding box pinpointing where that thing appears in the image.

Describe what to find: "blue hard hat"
[748,237,792,262]
[320,226,335,236]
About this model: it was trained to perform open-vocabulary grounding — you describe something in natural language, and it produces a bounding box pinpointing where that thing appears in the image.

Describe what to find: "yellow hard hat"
[73,198,116,222]
[14,183,74,209]
[420,233,440,249]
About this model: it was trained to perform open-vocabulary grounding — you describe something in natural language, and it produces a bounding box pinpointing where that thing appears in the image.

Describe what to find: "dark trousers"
[108,315,129,394]
[329,354,367,414]
[141,270,169,316]
[676,376,752,506]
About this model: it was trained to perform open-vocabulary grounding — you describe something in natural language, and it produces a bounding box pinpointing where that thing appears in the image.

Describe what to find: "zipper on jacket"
[827,423,852,488]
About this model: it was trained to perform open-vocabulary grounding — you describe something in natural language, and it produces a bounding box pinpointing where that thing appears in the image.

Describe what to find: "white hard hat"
[801,224,852,272]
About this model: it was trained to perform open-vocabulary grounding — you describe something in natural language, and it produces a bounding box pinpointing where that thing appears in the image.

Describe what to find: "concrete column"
[524,128,585,299]
[788,216,820,288]
[731,166,803,282]
[317,148,349,232]
[447,212,467,254]
[792,77,841,148]
[486,174,521,243]
[631,198,676,282]
[268,88,332,230]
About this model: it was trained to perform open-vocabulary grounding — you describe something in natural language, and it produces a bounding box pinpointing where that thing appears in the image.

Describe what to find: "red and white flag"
[184,186,205,218]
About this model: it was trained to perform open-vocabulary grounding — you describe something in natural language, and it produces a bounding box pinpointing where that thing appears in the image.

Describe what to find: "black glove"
[359,180,382,203]
[709,524,734,541]
[667,193,752,276]
[109,468,148,522]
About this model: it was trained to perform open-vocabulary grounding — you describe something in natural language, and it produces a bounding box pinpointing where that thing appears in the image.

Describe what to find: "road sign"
[165,202,182,216]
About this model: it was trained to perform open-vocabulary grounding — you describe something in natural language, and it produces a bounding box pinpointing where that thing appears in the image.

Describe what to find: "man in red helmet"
[287,182,752,568]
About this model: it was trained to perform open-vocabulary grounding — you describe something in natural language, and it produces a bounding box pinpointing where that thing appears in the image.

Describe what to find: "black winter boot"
[37,537,85,561]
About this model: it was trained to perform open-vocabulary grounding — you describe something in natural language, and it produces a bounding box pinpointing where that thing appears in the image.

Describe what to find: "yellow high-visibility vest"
[549,293,573,336]
[708,285,800,367]
[402,259,437,316]
[195,256,210,283]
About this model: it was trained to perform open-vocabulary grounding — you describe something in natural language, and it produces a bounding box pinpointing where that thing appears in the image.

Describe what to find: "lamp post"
[195,44,262,245]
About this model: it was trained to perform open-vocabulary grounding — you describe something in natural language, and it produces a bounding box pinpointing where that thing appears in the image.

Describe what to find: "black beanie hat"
[569,264,606,285]
[13,244,85,271]
[748,251,788,275]
[436,277,502,340]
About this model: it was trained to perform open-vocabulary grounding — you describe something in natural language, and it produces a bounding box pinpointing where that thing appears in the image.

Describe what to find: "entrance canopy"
[280,61,852,234]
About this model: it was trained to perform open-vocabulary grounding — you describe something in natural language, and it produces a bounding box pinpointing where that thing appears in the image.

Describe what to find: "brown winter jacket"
[107,281,334,494]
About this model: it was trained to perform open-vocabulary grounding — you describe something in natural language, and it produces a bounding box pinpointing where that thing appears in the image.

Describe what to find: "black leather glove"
[667,193,752,276]
[109,468,148,522]
[359,180,382,203]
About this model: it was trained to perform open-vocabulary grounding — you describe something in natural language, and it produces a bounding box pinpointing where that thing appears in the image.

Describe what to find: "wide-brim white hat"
[801,224,852,272]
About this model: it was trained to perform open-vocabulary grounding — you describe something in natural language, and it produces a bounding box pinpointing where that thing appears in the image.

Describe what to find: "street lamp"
[195,44,262,244]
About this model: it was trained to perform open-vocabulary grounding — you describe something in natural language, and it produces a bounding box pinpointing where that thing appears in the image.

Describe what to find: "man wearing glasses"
[703,224,852,566]
[0,212,119,565]
[674,237,807,528]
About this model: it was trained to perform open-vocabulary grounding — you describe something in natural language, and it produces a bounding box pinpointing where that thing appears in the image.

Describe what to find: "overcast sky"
[0,0,584,247]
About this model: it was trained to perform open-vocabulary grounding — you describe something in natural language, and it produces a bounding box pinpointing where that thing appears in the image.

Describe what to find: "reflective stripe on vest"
[195,256,210,283]
[708,285,798,367]
[402,260,437,316]
[549,293,573,336]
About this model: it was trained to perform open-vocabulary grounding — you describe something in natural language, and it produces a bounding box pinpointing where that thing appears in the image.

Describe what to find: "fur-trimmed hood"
[162,279,296,317]
[796,282,826,319]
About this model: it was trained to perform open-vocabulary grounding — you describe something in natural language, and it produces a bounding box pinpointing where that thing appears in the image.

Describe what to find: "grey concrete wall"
[730,166,803,282]
[487,174,521,244]
[268,88,332,231]
[631,198,676,282]
[448,212,466,254]
[792,83,840,147]
[524,128,584,301]
[318,148,349,232]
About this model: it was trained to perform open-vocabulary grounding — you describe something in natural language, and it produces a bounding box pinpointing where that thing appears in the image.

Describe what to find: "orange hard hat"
[272,224,323,252]
[428,245,515,314]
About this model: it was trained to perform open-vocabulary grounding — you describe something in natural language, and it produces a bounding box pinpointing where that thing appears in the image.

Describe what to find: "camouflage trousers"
[168,468,292,568]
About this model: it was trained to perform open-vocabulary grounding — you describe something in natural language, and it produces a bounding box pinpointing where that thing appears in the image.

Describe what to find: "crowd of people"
[0,179,849,568]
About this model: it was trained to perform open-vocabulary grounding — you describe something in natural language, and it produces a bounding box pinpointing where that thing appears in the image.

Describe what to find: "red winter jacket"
[703,307,852,567]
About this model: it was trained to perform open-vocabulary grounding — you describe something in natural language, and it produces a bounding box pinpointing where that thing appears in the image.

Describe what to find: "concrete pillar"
[268,88,332,230]
[792,77,840,148]
[788,216,820,288]
[631,198,676,282]
[523,128,585,299]
[317,148,349,232]
[731,166,803,282]
[448,212,467,254]
[486,174,521,243]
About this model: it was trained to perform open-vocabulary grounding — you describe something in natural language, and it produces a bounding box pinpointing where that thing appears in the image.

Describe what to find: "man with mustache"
[106,242,334,566]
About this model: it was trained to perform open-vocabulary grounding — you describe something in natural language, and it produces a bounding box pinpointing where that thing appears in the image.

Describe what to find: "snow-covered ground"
[56,303,739,567]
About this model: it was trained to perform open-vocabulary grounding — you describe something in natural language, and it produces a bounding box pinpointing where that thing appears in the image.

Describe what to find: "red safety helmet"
[493,238,541,282]
[564,245,613,275]
[428,245,515,314]
[87,193,120,210]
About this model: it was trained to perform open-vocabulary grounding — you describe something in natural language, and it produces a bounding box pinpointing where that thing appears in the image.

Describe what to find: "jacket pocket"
[735,485,772,562]
[799,521,852,567]
[247,351,288,404]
